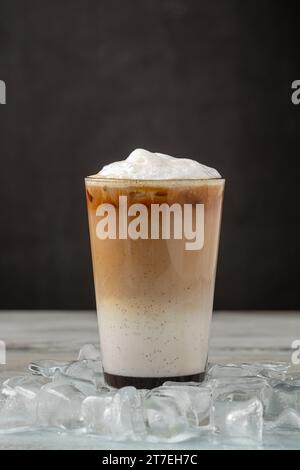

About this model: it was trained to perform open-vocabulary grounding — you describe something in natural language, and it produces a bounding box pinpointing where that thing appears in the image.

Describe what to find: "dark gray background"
[0,0,299,310]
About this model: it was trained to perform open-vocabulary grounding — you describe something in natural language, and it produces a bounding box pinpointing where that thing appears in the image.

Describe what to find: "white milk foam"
[97,148,221,180]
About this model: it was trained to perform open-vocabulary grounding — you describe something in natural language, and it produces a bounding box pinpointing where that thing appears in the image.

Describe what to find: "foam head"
[95,148,221,180]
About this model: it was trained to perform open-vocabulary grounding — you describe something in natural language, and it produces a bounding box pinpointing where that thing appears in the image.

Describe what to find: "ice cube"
[287,375,300,386]
[144,396,188,439]
[29,360,70,377]
[144,386,201,441]
[1,375,48,397]
[52,370,98,396]
[110,386,146,438]
[207,364,255,379]
[267,408,300,431]
[211,377,269,442]
[211,395,263,441]
[0,395,37,431]
[267,379,300,417]
[81,392,115,435]
[64,360,103,388]
[0,372,17,389]
[81,387,146,440]
[0,375,47,431]
[216,398,263,441]
[245,362,290,381]
[163,381,204,387]
[212,376,271,406]
[77,344,101,361]
[37,382,85,429]
[0,393,5,410]
[208,362,289,382]
[160,384,211,426]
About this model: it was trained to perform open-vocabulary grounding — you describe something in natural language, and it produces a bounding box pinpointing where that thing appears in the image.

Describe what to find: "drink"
[85,149,224,389]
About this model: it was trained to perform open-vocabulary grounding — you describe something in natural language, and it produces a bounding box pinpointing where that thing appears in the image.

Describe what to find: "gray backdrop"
[0,0,300,309]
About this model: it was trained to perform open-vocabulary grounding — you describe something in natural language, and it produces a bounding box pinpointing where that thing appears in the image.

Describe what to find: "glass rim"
[85,175,225,185]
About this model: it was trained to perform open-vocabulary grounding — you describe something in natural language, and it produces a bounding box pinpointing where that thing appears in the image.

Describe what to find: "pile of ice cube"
[1,345,300,446]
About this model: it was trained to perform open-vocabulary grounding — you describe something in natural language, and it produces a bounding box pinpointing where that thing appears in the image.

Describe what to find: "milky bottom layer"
[97,298,211,377]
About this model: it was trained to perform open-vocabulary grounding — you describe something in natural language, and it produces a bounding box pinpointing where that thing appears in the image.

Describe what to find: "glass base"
[104,371,206,389]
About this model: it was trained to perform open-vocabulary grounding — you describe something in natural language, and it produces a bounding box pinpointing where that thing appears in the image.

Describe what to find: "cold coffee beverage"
[85,149,224,389]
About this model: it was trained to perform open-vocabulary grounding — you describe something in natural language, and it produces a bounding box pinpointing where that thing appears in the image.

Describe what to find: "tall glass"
[85,177,224,389]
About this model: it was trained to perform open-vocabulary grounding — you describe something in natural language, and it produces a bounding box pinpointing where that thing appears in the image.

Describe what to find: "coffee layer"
[104,372,206,389]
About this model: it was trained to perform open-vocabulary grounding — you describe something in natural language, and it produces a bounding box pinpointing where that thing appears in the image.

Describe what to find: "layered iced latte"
[85,149,224,388]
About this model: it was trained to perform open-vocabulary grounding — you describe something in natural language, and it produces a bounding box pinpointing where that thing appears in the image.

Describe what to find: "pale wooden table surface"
[0,311,299,449]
